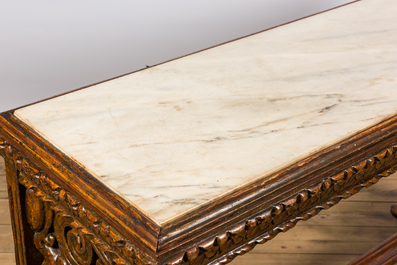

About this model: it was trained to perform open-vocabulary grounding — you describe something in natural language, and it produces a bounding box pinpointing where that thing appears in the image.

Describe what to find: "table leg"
[391,204,397,220]
[5,159,36,265]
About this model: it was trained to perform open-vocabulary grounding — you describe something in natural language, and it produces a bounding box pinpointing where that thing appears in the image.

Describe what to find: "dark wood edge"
[4,110,397,263]
[1,138,157,264]
[0,0,365,259]
[4,117,396,264]
[157,113,397,256]
[349,233,397,265]
[163,145,397,264]
[4,100,397,260]
[0,112,161,255]
[3,0,360,114]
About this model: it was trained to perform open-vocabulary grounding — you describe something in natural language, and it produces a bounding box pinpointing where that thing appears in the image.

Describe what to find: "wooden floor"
[0,157,396,265]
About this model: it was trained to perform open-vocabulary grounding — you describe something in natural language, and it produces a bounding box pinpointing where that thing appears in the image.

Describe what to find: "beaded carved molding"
[165,145,397,265]
[2,135,397,265]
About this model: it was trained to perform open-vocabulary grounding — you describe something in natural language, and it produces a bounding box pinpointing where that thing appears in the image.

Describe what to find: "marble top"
[15,0,397,225]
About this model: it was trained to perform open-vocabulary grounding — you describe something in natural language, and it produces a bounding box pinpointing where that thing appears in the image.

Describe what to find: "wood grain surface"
[0,157,396,265]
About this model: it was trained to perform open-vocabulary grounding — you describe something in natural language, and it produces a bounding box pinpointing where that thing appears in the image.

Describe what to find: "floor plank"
[0,225,15,253]
[0,164,8,199]
[298,201,397,227]
[249,225,397,255]
[274,225,397,243]
[234,253,360,265]
[0,199,11,225]
[0,253,16,265]
[348,178,397,202]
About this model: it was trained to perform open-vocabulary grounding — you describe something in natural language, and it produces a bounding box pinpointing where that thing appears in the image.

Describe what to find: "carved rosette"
[166,145,397,265]
[0,137,143,265]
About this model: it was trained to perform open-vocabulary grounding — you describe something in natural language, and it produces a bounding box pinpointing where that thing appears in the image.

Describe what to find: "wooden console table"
[1,0,397,264]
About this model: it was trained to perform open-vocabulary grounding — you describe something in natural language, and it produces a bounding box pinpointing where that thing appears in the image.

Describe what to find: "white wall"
[0,0,353,112]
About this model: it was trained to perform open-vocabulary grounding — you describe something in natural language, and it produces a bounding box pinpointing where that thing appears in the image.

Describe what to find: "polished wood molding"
[2,109,397,264]
[0,137,156,264]
[0,112,160,255]
[166,146,397,264]
[4,137,397,264]
[159,113,397,258]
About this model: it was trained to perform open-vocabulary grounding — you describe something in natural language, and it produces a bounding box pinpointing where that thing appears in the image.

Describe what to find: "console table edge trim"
[0,112,160,255]
[2,110,397,264]
[164,145,397,264]
[157,113,397,253]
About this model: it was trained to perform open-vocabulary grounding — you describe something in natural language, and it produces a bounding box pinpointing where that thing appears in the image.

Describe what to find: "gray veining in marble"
[15,0,397,224]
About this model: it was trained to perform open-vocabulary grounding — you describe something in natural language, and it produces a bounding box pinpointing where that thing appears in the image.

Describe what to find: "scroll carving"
[25,188,113,265]
[0,137,144,265]
[2,136,397,265]
[166,145,397,265]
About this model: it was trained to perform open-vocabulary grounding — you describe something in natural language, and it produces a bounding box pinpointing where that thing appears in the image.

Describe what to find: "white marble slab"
[15,0,397,224]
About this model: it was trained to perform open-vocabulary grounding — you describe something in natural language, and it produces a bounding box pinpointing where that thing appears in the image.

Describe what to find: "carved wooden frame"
[1,139,143,265]
[1,106,397,265]
[168,146,397,265]
[7,0,397,263]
